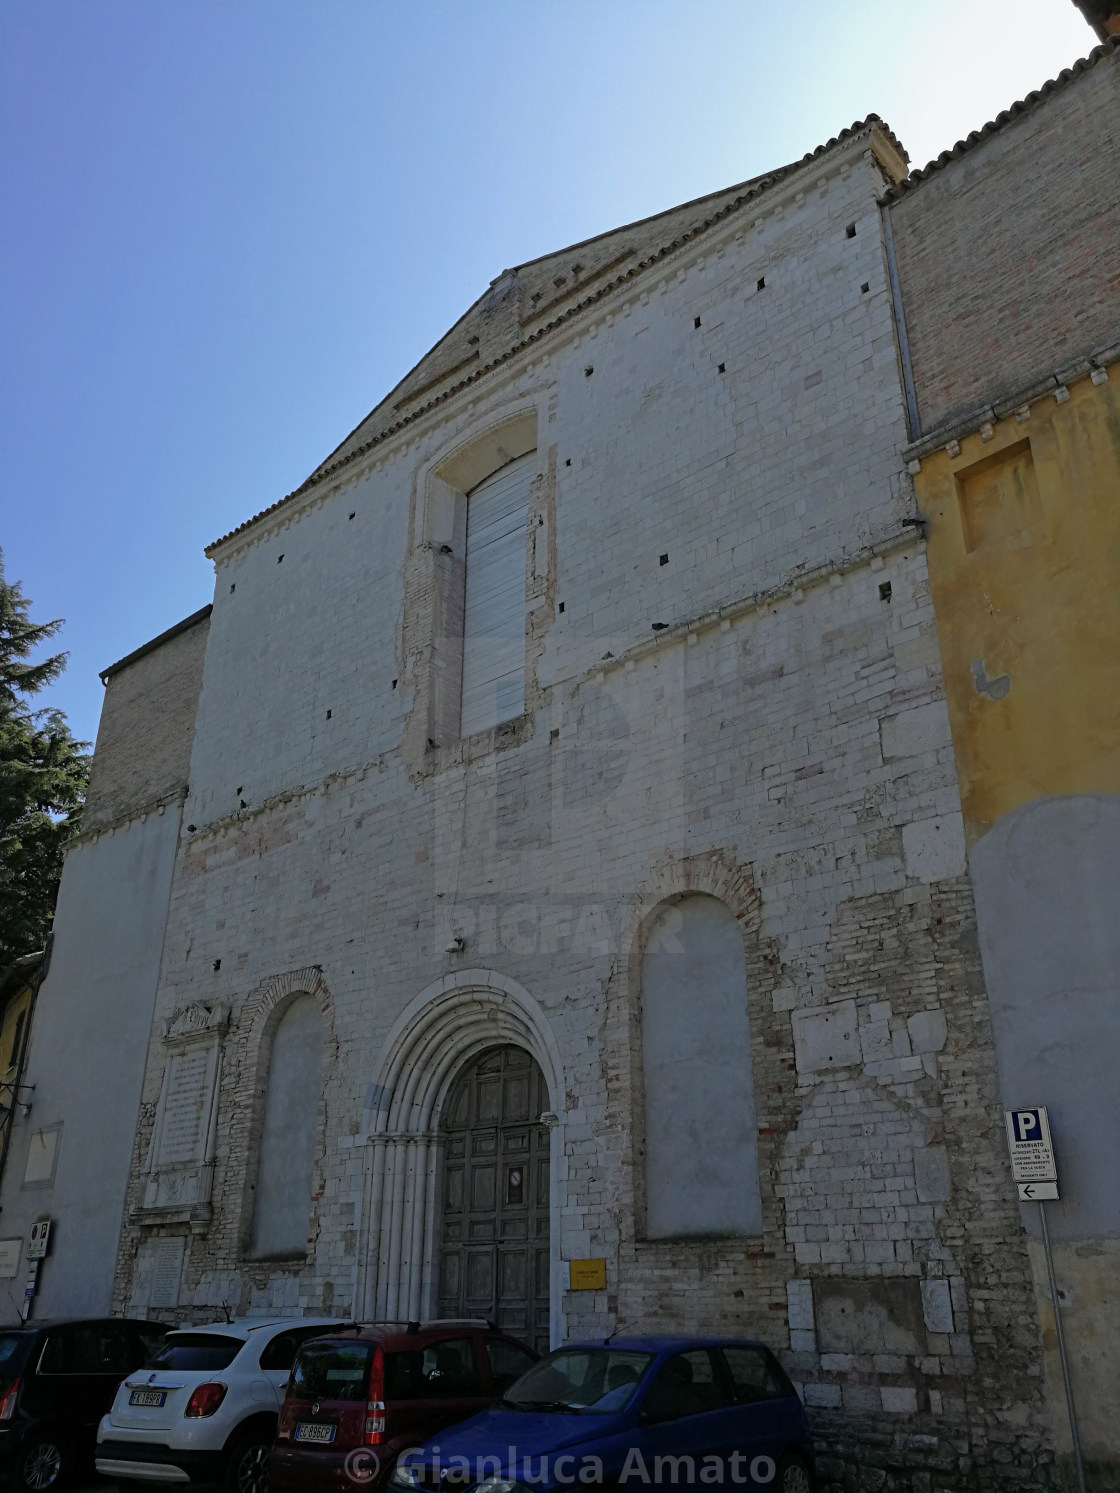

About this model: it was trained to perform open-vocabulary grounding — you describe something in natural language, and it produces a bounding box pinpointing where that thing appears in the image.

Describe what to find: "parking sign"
[1005,1107,1058,1199]
[27,1220,51,1261]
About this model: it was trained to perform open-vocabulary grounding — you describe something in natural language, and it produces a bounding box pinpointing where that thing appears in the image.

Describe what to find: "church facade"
[12,42,1120,1487]
[101,115,1056,1486]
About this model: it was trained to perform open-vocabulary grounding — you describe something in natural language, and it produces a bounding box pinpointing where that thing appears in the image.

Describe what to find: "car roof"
[299,1320,517,1348]
[167,1316,345,1341]
[560,1336,771,1354]
[0,1318,164,1333]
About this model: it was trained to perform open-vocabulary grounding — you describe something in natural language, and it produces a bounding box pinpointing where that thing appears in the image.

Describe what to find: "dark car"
[0,1316,170,1491]
[269,1320,539,1493]
[390,1337,814,1493]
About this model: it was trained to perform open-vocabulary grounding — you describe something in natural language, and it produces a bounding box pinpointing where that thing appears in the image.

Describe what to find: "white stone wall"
[112,136,1052,1479]
[0,812,184,1318]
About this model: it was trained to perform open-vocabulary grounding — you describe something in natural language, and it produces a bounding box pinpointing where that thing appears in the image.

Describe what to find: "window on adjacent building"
[459,453,535,737]
[250,994,322,1258]
[640,894,762,1238]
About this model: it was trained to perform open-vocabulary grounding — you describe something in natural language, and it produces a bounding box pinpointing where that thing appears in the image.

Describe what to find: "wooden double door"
[438,1045,551,1353]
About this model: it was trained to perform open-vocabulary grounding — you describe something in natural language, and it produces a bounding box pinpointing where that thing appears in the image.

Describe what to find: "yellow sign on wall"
[568,1258,607,1291]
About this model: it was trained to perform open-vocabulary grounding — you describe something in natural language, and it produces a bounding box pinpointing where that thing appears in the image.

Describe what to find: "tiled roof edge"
[881,37,1119,204]
[206,115,898,557]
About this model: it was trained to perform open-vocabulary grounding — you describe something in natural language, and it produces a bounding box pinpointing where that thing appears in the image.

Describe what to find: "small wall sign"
[567,1258,607,1291]
[27,1220,52,1260]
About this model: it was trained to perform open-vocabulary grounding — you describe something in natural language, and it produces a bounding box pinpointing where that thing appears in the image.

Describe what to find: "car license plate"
[294,1424,335,1444]
[129,1390,167,1408]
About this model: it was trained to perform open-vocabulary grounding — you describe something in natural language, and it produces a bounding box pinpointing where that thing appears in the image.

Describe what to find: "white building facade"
[85,119,1062,1487]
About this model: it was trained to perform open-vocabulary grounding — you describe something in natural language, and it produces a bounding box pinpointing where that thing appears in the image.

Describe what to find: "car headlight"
[390,1465,420,1489]
[476,1479,521,1493]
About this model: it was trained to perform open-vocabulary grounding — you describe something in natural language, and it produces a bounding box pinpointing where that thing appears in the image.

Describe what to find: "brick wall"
[888,41,1120,437]
[85,611,210,830]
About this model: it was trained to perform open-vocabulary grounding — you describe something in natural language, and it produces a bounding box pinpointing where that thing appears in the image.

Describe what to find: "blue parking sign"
[1011,1109,1042,1143]
[1004,1106,1057,1184]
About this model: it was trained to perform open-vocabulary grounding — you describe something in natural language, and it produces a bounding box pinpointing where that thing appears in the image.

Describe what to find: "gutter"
[880,205,921,441]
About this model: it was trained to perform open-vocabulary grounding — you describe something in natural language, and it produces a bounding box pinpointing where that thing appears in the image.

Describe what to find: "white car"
[96,1317,344,1493]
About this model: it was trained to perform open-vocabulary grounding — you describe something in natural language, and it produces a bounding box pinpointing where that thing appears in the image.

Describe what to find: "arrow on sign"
[1018,1181,1059,1201]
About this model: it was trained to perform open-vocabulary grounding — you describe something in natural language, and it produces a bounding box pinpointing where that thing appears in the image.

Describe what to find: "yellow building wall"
[0,980,33,1163]
[914,371,1120,841]
[916,366,1120,1485]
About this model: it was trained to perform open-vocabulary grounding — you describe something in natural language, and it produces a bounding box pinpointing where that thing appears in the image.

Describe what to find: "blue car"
[389,1337,813,1493]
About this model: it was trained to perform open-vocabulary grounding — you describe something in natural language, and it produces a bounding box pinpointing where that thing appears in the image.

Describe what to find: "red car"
[269,1320,538,1493]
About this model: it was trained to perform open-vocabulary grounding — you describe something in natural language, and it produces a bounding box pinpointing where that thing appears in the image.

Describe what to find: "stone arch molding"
[356,970,565,1327]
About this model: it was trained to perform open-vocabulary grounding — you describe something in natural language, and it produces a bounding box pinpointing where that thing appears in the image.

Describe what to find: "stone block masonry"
[105,123,1054,1489]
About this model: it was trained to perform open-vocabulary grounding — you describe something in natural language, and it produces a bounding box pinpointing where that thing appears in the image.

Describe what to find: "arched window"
[251,994,323,1258]
[640,894,762,1238]
[460,453,535,736]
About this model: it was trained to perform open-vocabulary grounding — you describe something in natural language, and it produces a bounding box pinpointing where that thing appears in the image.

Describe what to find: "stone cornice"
[71,788,186,850]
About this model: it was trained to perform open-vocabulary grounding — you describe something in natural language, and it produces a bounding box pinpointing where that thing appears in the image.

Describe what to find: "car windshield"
[501,1348,652,1414]
[148,1334,242,1371]
[290,1341,372,1402]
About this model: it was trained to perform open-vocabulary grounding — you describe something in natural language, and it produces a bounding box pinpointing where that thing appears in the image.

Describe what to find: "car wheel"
[19,1437,66,1493]
[225,1431,273,1493]
[774,1453,814,1493]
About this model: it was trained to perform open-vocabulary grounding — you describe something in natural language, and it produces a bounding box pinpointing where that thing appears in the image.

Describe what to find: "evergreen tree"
[0,550,89,965]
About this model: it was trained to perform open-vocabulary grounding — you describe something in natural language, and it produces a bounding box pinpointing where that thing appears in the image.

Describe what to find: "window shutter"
[460,453,535,736]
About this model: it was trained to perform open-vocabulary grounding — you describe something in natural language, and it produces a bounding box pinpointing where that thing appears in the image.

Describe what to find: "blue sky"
[1,0,1093,747]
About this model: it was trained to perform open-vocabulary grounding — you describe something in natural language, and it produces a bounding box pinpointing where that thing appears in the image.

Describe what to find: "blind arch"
[640,894,762,1238]
[250,994,323,1258]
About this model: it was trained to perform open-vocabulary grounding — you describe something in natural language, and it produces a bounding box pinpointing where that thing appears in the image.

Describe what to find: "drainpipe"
[880,204,921,441]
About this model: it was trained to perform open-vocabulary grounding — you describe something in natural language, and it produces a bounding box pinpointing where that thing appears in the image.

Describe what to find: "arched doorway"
[438,1045,550,1352]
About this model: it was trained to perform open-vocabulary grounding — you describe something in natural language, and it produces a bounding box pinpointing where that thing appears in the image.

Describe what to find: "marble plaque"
[157,1050,212,1167]
[147,1238,185,1309]
[0,1240,20,1279]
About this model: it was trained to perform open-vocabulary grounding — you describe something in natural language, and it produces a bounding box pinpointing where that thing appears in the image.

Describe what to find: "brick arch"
[620,848,766,984]
[238,964,330,1040]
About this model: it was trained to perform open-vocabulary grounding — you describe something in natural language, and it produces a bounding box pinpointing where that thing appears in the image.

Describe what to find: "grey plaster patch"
[970,658,1011,700]
[971,794,1120,1240]
[813,1277,925,1354]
